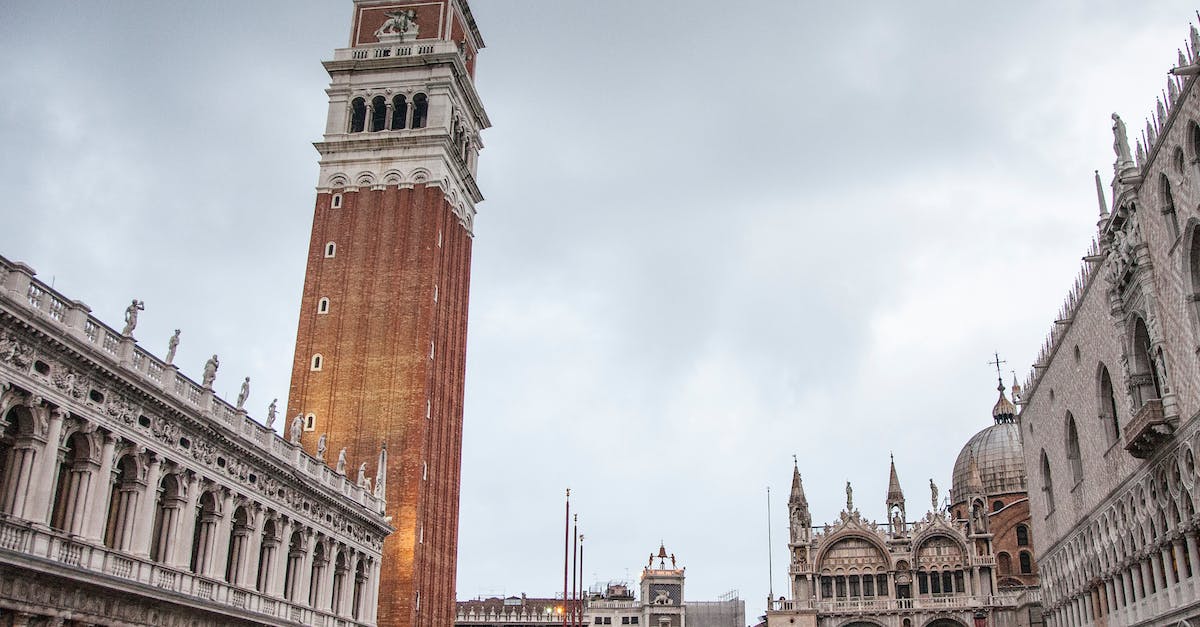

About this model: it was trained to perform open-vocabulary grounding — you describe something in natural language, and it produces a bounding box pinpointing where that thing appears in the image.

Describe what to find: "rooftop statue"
[1112,113,1133,166]
[165,329,180,365]
[121,299,144,336]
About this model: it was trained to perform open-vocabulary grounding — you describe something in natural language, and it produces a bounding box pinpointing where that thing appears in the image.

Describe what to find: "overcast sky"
[1,1,1196,621]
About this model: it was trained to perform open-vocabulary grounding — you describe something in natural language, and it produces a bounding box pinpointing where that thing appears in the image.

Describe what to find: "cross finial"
[792,453,798,467]
[988,352,1007,390]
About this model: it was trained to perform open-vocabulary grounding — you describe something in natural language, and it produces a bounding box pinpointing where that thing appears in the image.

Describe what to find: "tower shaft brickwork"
[286,2,488,625]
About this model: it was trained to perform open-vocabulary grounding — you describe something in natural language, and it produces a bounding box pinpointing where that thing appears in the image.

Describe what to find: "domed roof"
[951,420,1026,504]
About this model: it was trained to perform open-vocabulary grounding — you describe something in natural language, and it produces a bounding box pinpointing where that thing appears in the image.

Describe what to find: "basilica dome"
[950,387,1026,504]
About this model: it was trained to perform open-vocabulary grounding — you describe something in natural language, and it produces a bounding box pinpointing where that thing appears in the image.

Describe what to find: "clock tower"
[286,2,488,625]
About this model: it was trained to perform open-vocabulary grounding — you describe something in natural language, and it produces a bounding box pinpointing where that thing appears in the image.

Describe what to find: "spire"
[886,453,904,504]
[789,459,807,507]
[1010,372,1022,405]
[966,452,984,495]
[1094,170,1109,218]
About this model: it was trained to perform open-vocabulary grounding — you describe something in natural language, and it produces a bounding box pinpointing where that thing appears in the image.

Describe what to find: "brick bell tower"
[286,2,488,625]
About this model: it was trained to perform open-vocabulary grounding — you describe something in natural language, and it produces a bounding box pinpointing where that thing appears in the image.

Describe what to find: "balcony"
[1124,399,1174,458]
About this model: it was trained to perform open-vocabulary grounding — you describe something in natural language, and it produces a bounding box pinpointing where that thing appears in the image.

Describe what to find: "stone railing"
[334,40,460,62]
[0,256,385,515]
[1124,399,1173,458]
[768,594,1018,614]
[0,516,370,627]
[454,609,562,624]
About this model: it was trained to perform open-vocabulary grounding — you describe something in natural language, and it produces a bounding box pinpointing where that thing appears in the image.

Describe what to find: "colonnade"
[0,399,381,623]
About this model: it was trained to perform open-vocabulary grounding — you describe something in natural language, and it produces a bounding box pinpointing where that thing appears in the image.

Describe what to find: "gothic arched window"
[1191,121,1200,162]
[1041,450,1055,512]
[1098,363,1120,445]
[1130,316,1161,407]
[391,95,408,130]
[369,96,387,132]
[411,93,429,129]
[349,97,367,133]
[1065,413,1083,485]
[1162,173,1181,241]
[1189,226,1200,331]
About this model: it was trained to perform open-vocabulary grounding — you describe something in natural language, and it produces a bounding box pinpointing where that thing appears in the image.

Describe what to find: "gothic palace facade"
[0,256,392,625]
[1018,25,1200,627]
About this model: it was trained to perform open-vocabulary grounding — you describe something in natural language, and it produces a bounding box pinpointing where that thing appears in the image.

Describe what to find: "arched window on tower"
[997,552,1012,574]
[411,93,429,129]
[1065,413,1083,485]
[349,98,367,133]
[311,354,323,371]
[391,95,408,130]
[324,242,336,258]
[1041,450,1055,512]
[318,298,330,314]
[1130,316,1161,408]
[1162,173,1181,241]
[1098,363,1121,446]
[370,96,387,132]
[1019,551,1033,574]
[1016,524,1029,546]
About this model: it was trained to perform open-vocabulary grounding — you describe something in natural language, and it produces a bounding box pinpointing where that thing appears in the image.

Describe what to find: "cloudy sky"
[1,1,1195,620]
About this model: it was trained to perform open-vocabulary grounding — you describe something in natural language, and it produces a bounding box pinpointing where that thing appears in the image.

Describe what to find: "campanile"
[287,2,488,625]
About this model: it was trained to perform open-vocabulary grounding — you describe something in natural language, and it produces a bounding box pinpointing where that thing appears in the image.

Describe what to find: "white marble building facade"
[1018,26,1200,627]
[0,255,392,626]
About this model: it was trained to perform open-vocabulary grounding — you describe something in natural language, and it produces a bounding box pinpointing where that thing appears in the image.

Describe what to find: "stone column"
[112,483,140,551]
[207,490,234,580]
[296,530,315,606]
[1104,578,1116,614]
[1187,532,1200,579]
[26,407,65,525]
[1162,545,1178,586]
[1114,572,1127,609]
[367,558,381,622]
[1131,562,1145,601]
[1141,557,1155,596]
[130,455,161,558]
[1,438,39,517]
[170,474,200,570]
[81,433,116,542]
[270,517,294,598]
[1152,549,1167,591]
[239,509,263,589]
[1173,539,1188,582]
